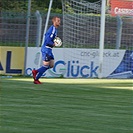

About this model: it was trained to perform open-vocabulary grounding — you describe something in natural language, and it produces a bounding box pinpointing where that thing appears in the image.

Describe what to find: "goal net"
[62,0,133,78]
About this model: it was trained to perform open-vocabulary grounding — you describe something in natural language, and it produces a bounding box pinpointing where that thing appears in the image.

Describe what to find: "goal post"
[99,0,106,78]
[41,0,53,47]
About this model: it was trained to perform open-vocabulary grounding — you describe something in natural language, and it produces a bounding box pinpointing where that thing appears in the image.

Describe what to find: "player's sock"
[36,65,49,80]
[32,69,38,80]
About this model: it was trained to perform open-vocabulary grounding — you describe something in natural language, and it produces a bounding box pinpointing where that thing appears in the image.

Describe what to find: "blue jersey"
[41,25,57,52]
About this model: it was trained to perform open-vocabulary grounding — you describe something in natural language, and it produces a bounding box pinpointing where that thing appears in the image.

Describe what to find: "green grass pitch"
[0,78,133,133]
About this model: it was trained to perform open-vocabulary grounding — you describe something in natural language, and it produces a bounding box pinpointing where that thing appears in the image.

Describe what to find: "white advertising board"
[26,48,126,78]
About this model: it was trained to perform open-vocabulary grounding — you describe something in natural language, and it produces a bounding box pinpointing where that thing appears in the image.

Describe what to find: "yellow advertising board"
[0,46,25,75]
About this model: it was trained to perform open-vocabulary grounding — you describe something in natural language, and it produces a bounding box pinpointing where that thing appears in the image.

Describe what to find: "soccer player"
[32,16,61,84]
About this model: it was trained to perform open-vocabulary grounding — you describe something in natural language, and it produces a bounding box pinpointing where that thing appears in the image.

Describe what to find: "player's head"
[52,16,61,28]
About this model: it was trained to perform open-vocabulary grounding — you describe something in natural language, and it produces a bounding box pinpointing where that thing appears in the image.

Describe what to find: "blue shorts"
[41,49,54,62]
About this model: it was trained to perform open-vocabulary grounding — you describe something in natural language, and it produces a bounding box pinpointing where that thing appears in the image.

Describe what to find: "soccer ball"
[54,37,62,47]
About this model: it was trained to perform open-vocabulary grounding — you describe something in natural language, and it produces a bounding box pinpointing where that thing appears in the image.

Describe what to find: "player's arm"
[45,27,56,47]
[45,35,54,46]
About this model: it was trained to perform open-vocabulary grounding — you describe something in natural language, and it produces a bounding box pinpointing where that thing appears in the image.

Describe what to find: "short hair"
[52,16,60,22]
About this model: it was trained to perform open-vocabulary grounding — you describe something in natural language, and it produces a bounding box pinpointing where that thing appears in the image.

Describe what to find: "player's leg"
[35,59,54,81]
[49,59,54,68]
[35,60,50,82]
[35,54,55,81]
[36,59,55,80]
[49,51,55,68]
[32,52,50,84]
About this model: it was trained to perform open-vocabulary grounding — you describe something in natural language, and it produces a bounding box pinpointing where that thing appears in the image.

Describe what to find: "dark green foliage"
[1,0,99,13]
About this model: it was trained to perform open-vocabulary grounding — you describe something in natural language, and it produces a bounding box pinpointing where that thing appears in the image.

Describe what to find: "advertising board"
[109,0,133,16]
[25,48,133,78]
[0,47,25,75]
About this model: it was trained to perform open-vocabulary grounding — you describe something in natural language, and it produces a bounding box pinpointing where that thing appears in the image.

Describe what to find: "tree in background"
[1,0,99,13]
[1,0,28,12]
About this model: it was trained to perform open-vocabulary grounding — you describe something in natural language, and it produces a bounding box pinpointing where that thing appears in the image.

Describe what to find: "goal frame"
[98,0,106,78]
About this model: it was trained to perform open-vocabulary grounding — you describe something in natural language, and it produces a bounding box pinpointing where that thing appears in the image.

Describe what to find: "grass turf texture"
[0,78,133,133]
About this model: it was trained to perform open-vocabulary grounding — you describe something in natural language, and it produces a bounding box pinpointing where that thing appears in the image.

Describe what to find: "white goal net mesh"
[62,0,101,48]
